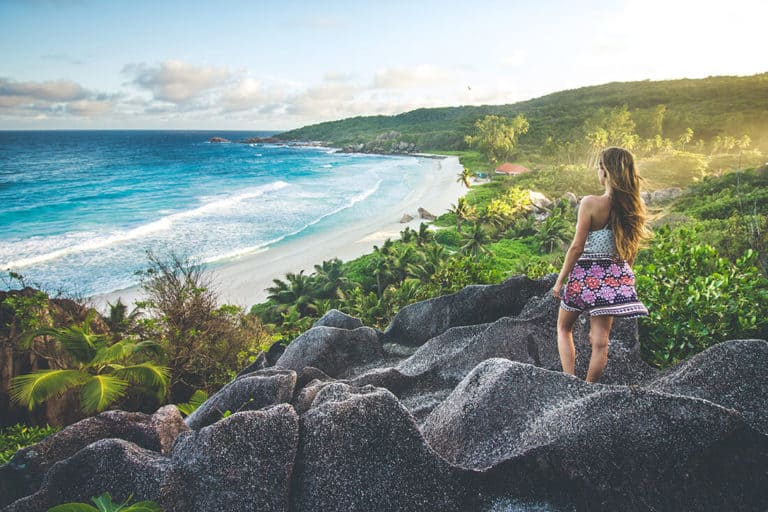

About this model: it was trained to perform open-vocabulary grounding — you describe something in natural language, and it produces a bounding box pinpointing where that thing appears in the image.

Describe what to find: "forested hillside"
[277,73,768,153]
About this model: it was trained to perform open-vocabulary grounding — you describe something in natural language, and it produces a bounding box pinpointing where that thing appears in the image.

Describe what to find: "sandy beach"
[95,155,467,311]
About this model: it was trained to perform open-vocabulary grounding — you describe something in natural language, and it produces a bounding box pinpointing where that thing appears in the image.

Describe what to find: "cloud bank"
[0,59,517,128]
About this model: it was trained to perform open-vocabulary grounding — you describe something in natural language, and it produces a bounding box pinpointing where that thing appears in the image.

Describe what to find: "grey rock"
[291,382,469,511]
[312,309,363,330]
[396,293,651,389]
[423,359,768,510]
[418,207,437,220]
[529,191,553,211]
[641,187,683,205]
[184,368,296,430]
[3,439,170,512]
[275,326,383,378]
[381,275,554,346]
[235,351,268,377]
[161,404,298,512]
[265,341,286,365]
[561,192,578,206]
[422,359,594,468]
[296,365,333,390]
[400,213,414,223]
[0,405,186,507]
[648,339,768,434]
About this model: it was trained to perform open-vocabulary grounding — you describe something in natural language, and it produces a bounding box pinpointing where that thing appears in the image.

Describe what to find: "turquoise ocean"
[0,131,433,297]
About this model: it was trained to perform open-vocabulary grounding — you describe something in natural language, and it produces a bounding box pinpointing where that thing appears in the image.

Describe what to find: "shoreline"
[94,154,467,311]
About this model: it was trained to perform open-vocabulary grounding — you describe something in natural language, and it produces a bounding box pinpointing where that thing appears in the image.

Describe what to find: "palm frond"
[46,503,99,512]
[91,340,132,365]
[176,389,209,417]
[79,375,129,413]
[45,325,101,363]
[10,369,89,410]
[130,340,164,357]
[113,362,169,398]
[124,501,163,512]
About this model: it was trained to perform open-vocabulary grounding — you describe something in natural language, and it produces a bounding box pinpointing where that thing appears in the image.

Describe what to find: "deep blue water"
[0,130,431,296]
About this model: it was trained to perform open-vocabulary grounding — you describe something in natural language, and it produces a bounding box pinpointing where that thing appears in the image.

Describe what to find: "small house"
[495,163,530,176]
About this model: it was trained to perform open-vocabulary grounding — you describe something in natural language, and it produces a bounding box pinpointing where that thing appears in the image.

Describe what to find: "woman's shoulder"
[578,194,610,210]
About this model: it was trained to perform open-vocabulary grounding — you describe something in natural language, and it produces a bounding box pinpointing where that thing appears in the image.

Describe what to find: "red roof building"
[495,163,530,175]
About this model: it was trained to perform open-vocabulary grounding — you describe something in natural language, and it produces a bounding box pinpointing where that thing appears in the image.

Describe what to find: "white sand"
[95,155,467,311]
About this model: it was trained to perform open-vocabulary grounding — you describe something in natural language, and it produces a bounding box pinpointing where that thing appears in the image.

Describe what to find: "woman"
[552,146,650,382]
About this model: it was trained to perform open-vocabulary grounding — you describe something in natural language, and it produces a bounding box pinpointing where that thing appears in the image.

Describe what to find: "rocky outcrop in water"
[2,275,767,511]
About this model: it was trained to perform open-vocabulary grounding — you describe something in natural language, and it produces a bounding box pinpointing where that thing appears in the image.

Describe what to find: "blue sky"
[1,0,766,130]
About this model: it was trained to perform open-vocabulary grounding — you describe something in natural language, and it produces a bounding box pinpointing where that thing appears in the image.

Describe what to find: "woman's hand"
[552,281,563,300]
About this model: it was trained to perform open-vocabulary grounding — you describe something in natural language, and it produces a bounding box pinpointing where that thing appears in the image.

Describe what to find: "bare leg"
[586,315,614,383]
[557,307,580,375]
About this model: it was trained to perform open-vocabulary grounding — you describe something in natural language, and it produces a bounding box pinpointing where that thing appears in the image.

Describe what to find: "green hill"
[277,73,768,153]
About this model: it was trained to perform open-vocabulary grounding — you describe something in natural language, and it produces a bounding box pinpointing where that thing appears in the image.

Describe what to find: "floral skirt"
[561,254,649,318]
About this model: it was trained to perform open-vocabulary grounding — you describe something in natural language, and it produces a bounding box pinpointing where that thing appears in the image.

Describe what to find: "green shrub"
[0,423,59,464]
[510,164,602,198]
[638,150,709,189]
[47,492,162,512]
[635,227,768,368]
[434,228,463,248]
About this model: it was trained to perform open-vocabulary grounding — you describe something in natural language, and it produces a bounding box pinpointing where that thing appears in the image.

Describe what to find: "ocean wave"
[1,180,290,269]
[201,178,383,265]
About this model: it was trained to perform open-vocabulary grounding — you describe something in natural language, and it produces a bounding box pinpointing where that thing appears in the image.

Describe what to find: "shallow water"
[0,130,431,296]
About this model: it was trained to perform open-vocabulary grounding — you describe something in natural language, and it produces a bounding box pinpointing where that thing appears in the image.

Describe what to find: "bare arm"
[553,198,594,299]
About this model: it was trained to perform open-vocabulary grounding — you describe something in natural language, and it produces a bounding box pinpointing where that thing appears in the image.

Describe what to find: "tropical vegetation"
[0,423,59,463]
[1,73,766,474]
[47,492,161,512]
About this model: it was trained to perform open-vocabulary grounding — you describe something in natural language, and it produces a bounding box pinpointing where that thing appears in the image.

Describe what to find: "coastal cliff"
[1,275,767,511]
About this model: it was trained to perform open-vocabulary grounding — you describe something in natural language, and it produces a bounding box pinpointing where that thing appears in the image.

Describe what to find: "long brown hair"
[600,147,650,261]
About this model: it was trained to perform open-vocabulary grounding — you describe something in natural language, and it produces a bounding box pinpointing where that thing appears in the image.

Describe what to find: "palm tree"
[406,243,446,282]
[449,197,476,231]
[105,299,141,336]
[456,166,473,188]
[388,244,422,284]
[399,227,416,244]
[313,258,349,300]
[460,223,492,260]
[10,313,168,414]
[266,270,317,316]
[536,213,573,253]
[415,222,435,247]
[372,240,396,297]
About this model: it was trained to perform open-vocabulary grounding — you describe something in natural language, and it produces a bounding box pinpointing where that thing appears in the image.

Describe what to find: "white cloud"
[219,77,290,114]
[0,77,116,119]
[124,60,230,104]
[0,78,89,102]
[66,99,113,116]
[373,65,452,89]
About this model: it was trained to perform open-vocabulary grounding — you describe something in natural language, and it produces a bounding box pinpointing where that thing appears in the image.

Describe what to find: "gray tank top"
[583,226,616,256]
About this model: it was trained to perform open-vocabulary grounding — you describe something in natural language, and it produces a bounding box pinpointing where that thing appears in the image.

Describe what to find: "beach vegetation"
[279,73,768,162]
[1,274,51,345]
[9,311,168,414]
[465,114,529,168]
[175,389,209,417]
[46,492,162,512]
[448,197,477,231]
[135,251,270,402]
[0,423,60,464]
[635,227,768,367]
[456,166,473,188]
